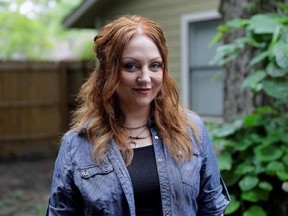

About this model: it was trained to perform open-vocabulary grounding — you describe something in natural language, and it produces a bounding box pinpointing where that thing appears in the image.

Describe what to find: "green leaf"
[266,161,285,175]
[213,119,243,137]
[217,151,232,171]
[226,18,249,29]
[277,171,288,181]
[242,70,266,91]
[283,155,288,166]
[274,41,288,69]
[244,205,267,216]
[243,114,262,127]
[254,145,283,162]
[248,13,283,34]
[266,62,288,77]
[263,79,288,99]
[258,181,273,191]
[239,176,259,191]
[212,139,231,150]
[247,133,264,145]
[267,25,281,60]
[210,31,224,45]
[217,24,230,33]
[266,129,285,144]
[222,171,241,187]
[241,188,269,202]
[211,43,242,65]
[248,51,269,67]
[235,162,255,175]
[233,138,253,151]
[246,38,266,48]
[225,195,240,214]
[270,25,281,47]
[254,106,278,115]
[267,113,286,124]
[280,29,288,43]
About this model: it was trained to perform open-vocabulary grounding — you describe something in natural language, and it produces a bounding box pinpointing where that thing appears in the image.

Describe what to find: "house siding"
[94,0,219,89]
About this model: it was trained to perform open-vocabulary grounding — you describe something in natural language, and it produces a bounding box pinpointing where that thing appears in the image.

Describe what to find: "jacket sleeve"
[46,132,84,216]
[197,119,230,215]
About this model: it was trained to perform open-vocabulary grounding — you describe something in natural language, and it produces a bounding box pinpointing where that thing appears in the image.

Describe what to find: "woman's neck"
[122,106,151,128]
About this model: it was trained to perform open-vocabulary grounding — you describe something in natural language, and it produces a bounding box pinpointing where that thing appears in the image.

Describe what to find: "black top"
[127,145,163,216]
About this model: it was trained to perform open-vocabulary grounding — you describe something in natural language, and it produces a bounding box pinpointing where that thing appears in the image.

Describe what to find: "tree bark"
[218,0,287,121]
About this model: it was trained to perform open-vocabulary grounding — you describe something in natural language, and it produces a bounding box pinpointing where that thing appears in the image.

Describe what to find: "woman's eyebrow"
[121,57,139,62]
[121,57,162,61]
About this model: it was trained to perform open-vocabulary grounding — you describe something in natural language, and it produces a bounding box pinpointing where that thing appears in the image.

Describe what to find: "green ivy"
[211,106,288,215]
[210,3,288,215]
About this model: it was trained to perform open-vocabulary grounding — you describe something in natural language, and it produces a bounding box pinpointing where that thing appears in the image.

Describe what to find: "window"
[181,12,223,120]
[189,19,223,117]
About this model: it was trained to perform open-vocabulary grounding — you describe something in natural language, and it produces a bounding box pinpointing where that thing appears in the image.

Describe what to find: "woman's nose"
[137,67,151,82]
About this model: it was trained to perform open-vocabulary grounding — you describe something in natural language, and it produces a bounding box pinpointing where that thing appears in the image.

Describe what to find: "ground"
[0,157,55,216]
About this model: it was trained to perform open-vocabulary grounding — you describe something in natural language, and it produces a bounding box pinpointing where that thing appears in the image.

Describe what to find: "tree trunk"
[218,0,287,122]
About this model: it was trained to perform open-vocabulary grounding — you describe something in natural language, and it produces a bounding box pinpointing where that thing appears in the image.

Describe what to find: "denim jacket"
[46,113,230,216]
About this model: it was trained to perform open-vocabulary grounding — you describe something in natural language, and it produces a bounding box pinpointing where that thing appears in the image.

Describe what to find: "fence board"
[0,61,91,159]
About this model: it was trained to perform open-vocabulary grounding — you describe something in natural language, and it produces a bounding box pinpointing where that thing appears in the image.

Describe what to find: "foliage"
[211,106,288,215]
[0,0,95,61]
[211,10,288,100]
[210,2,288,215]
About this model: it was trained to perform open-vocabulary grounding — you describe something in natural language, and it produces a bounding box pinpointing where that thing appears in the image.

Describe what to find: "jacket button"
[165,212,170,216]
[83,170,88,176]
[154,136,159,139]
[162,183,168,189]
[157,158,163,162]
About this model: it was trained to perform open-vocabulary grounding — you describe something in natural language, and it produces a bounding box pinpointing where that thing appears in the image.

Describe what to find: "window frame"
[181,11,223,122]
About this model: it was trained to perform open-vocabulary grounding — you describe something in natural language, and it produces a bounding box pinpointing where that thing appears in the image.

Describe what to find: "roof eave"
[62,0,98,29]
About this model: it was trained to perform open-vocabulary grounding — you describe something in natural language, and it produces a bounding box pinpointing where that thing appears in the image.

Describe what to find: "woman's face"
[115,34,163,112]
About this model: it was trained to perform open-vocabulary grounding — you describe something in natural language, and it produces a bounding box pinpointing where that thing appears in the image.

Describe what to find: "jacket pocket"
[179,154,203,197]
[78,163,118,214]
[80,163,114,179]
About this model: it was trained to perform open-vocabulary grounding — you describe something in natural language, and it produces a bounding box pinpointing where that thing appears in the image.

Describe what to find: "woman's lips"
[133,88,151,94]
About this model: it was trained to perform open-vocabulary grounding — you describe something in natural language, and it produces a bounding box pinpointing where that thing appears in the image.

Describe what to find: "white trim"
[180,10,221,108]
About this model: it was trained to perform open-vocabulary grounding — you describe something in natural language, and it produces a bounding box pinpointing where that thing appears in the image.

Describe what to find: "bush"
[210,3,288,215]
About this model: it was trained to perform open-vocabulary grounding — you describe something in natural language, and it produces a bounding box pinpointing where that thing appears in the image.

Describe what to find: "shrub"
[210,3,288,215]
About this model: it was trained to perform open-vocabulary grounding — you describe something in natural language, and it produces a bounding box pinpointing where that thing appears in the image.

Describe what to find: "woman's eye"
[123,63,138,72]
[150,62,162,71]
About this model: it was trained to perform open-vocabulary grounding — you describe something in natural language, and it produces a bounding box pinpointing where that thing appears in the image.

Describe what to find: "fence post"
[58,61,69,134]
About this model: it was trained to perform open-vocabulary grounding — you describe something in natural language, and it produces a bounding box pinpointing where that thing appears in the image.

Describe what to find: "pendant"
[129,140,138,148]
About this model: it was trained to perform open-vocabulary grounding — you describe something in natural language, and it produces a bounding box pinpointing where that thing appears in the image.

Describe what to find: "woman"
[46,15,230,216]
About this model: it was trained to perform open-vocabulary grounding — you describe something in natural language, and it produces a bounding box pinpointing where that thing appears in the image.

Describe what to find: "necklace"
[127,127,150,148]
[122,123,147,130]
[129,135,150,148]
[130,141,139,148]
[129,126,146,138]
[129,134,150,140]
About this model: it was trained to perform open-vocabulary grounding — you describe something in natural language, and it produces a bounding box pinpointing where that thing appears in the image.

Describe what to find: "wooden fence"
[0,61,92,159]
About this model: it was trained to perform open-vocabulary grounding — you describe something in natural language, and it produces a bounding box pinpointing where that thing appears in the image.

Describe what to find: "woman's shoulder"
[185,110,204,128]
[59,127,89,151]
[62,119,92,140]
[58,127,95,165]
[184,110,210,147]
[61,128,83,142]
